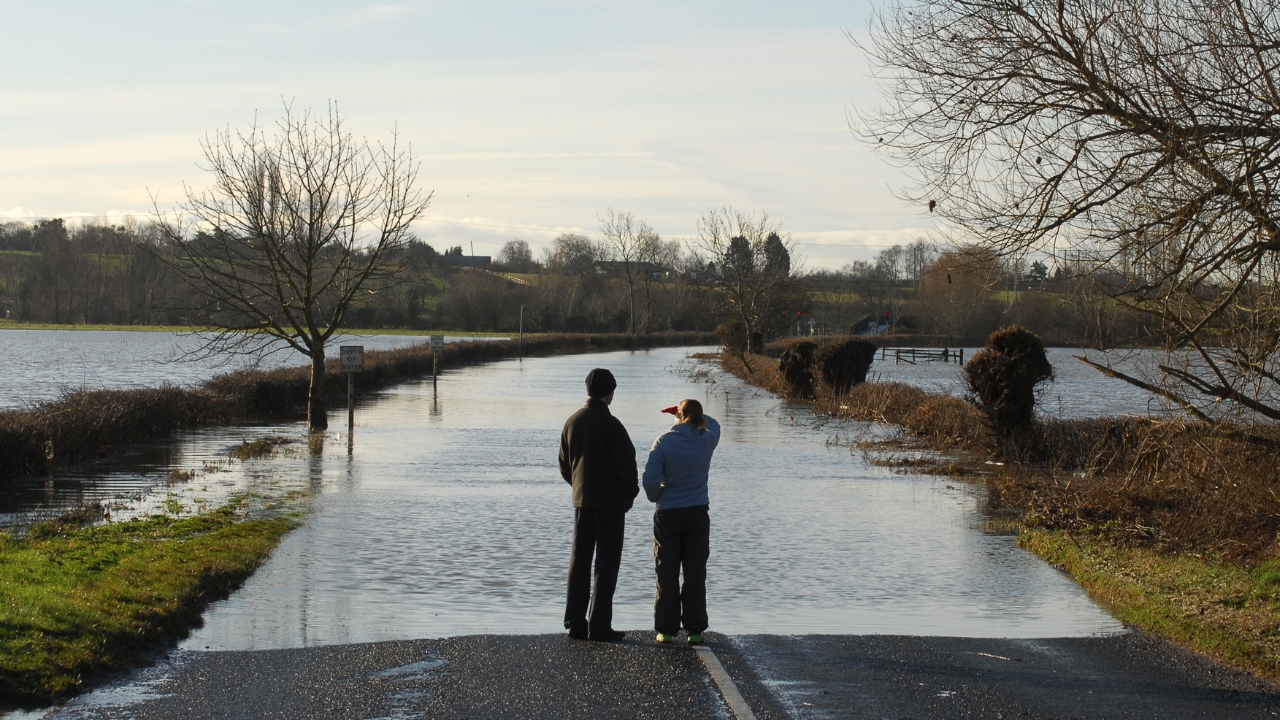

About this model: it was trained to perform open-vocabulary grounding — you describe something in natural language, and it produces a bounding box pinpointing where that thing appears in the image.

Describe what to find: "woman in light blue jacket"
[642,398,720,644]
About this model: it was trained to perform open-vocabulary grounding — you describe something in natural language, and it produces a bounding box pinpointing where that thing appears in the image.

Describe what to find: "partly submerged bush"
[0,386,220,480]
[717,321,747,355]
[963,326,1053,437]
[717,321,751,371]
[814,338,878,395]
[778,341,817,399]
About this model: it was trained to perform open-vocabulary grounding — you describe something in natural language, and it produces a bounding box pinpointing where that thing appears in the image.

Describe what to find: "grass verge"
[0,499,299,705]
[1023,530,1280,676]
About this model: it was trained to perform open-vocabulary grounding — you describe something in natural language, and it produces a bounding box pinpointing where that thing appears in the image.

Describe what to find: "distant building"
[442,255,492,268]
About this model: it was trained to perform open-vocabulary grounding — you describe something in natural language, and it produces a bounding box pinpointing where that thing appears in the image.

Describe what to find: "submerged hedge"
[0,331,716,480]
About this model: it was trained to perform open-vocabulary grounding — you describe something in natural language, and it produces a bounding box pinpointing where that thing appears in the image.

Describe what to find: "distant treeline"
[806,243,1152,348]
[0,218,1149,346]
[0,220,720,334]
[0,219,174,325]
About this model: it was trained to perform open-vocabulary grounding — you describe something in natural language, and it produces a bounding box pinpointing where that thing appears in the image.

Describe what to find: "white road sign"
[340,345,365,373]
[430,335,444,352]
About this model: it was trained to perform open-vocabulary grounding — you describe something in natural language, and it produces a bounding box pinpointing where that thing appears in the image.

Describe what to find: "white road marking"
[694,645,759,720]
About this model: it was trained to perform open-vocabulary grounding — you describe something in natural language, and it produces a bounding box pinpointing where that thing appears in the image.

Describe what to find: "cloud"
[1,5,911,272]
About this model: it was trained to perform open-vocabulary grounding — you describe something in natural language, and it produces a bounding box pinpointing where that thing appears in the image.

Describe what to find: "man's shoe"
[655,632,676,644]
[588,629,626,642]
[687,633,705,645]
[567,622,589,640]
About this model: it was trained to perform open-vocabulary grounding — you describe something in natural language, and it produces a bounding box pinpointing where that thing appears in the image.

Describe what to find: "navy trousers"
[653,505,710,636]
[565,507,626,634]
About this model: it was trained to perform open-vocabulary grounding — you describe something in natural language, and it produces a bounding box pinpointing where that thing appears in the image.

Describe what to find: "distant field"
[0,320,514,337]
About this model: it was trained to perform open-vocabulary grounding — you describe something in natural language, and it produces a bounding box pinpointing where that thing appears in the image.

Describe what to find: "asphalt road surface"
[32,630,1280,719]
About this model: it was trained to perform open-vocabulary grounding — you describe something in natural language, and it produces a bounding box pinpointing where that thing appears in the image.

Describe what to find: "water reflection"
[0,424,318,527]
[182,346,1121,648]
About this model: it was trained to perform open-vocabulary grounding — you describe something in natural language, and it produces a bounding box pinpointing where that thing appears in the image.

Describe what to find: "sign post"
[340,345,364,441]
[430,335,444,389]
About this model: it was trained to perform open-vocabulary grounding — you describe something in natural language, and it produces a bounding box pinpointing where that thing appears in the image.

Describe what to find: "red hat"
[660,405,679,415]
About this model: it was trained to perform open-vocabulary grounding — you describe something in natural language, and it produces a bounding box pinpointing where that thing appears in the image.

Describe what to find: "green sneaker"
[687,633,705,645]
[656,632,676,644]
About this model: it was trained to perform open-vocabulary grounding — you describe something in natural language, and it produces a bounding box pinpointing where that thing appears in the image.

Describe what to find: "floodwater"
[0,328,1168,418]
[171,346,1121,648]
[0,329,504,409]
[869,346,1166,419]
[0,422,323,527]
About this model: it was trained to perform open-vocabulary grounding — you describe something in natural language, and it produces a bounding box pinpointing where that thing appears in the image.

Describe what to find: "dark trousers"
[565,507,626,633]
[653,505,710,636]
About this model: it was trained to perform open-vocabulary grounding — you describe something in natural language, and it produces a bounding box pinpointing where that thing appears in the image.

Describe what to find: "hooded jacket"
[642,416,720,510]
[559,398,639,511]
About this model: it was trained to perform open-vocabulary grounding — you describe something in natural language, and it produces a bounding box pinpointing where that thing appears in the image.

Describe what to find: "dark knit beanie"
[585,368,617,398]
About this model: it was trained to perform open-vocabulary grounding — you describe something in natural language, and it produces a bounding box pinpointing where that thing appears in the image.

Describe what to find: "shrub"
[717,322,747,355]
[778,341,817,399]
[813,339,878,395]
[963,326,1053,436]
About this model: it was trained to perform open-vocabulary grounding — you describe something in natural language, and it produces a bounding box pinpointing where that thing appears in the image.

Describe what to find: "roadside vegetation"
[718,329,1280,678]
[0,496,299,705]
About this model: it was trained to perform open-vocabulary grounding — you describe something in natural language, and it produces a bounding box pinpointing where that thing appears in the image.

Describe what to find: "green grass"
[1022,530,1280,677]
[330,327,515,337]
[0,320,203,332]
[0,501,299,704]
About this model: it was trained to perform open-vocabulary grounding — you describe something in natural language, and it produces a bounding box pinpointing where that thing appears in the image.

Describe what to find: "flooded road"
[180,346,1120,649]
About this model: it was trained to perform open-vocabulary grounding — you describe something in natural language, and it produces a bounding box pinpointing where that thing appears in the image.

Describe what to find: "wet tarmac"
[33,632,1280,719]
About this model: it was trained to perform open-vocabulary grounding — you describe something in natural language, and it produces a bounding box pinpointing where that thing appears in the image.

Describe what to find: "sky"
[1,0,933,270]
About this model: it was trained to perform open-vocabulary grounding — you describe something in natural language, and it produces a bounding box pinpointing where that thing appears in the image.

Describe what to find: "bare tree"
[905,239,936,293]
[155,103,431,430]
[636,234,682,332]
[542,233,604,277]
[599,209,658,334]
[862,0,1280,424]
[497,239,536,272]
[693,207,804,349]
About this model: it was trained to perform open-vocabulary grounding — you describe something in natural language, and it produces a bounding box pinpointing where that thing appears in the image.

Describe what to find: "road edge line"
[694,645,758,720]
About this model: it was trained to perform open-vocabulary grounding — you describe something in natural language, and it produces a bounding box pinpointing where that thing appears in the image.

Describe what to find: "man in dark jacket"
[559,368,638,642]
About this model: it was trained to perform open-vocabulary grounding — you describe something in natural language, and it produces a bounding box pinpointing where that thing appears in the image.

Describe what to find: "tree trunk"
[308,345,328,431]
[627,275,636,334]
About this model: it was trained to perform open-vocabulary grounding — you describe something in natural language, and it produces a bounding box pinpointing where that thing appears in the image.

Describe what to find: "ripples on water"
[0,424,321,527]
[2,342,1126,643]
[174,346,1121,646]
